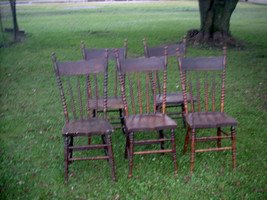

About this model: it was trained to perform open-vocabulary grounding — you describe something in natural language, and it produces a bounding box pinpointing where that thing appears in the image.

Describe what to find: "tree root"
[187,29,245,48]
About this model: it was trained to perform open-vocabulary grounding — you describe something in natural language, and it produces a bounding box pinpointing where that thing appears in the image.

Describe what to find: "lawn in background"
[0,1,266,199]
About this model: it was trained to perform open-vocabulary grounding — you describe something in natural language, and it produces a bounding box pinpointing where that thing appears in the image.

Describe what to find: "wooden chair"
[52,50,116,184]
[143,36,194,128]
[177,47,238,172]
[81,40,127,132]
[115,47,178,178]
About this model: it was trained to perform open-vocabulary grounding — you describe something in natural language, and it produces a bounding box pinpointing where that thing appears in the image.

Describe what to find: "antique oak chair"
[143,36,194,128]
[115,47,178,178]
[81,40,127,132]
[52,50,116,184]
[177,47,238,172]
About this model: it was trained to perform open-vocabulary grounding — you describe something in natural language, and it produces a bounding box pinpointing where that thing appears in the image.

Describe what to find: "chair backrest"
[143,35,186,58]
[177,47,227,114]
[52,50,109,122]
[143,36,186,94]
[115,47,168,116]
[82,40,127,98]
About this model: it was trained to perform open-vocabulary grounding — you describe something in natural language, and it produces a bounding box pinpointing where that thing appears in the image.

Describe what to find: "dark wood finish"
[115,47,178,178]
[82,40,127,130]
[142,36,195,127]
[52,51,116,184]
[177,47,238,173]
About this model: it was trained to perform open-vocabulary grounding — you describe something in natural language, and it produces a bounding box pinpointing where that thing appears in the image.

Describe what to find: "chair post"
[183,126,191,154]
[64,136,69,184]
[171,129,178,174]
[177,48,189,115]
[115,49,129,116]
[231,126,237,170]
[143,38,149,58]
[52,52,69,122]
[190,128,196,173]
[221,46,227,112]
[107,134,117,181]
[183,35,187,58]
[128,132,134,178]
[162,46,168,114]
[124,39,128,59]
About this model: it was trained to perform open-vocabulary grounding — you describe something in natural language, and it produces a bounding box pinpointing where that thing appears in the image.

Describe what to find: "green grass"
[0,1,266,199]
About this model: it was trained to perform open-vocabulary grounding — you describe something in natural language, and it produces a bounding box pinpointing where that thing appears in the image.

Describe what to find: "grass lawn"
[0,1,266,199]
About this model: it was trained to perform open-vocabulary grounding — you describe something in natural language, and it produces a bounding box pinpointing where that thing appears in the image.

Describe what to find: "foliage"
[0,1,266,199]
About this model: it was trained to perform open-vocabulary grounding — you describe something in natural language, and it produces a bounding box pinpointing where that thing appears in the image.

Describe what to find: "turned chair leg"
[159,130,165,152]
[124,132,130,159]
[181,104,186,129]
[217,127,222,148]
[190,128,196,173]
[171,129,178,174]
[107,134,117,181]
[231,126,237,170]
[64,136,69,184]
[128,132,134,178]
[183,127,191,154]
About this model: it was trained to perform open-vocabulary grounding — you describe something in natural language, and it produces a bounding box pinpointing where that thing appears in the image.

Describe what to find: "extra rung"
[69,156,109,161]
[134,138,172,145]
[69,144,108,151]
[195,147,232,153]
[195,135,232,142]
[134,149,173,155]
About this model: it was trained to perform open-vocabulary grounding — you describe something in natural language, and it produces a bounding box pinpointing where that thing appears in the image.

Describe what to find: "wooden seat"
[115,47,178,178]
[52,50,116,184]
[82,40,127,131]
[143,36,195,127]
[177,47,238,172]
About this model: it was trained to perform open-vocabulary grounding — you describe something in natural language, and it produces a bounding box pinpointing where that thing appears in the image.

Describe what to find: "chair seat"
[185,112,238,129]
[125,113,177,132]
[89,97,123,109]
[62,119,113,136]
[156,92,195,105]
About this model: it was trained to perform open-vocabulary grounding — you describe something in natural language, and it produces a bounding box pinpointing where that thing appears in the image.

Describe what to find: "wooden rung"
[113,126,122,129]
[134,149,173,155]
[69,144,108,151]
[195,135,232,142]
[69,156,109,161]
[166,112,183,115]
[221,129,229,136]
[134,138,171,145]
[195,147,232,153]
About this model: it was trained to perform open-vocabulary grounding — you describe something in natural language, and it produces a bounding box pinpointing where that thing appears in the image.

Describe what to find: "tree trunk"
[9,0,19,41]
[189,0,240,47]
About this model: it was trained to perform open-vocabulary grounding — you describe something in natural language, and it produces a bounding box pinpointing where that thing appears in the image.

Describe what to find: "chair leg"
[181,104,186,129]
[68,136,73,161]
[64,136,69,184]
[102,135,109,162]
[107,134,117,181]
[190,128,196,173]
[231,126,237,170]
[119,109,126,135]
[128,132,134,178]
[183,127,191,154]
[171,129,178,174]
[159,130,165,152]
[217,127,222,148]
[124,132,130,159]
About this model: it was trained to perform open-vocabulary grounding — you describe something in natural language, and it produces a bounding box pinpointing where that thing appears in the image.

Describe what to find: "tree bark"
[189,0,240,47]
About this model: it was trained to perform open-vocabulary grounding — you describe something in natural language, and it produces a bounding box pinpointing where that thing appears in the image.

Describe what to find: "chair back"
[52,50,109,122]
[177,47,227,114]
[143,35,186,58]
[143,36,186,94]
[115,47,168,116]
[82,40,127,98]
